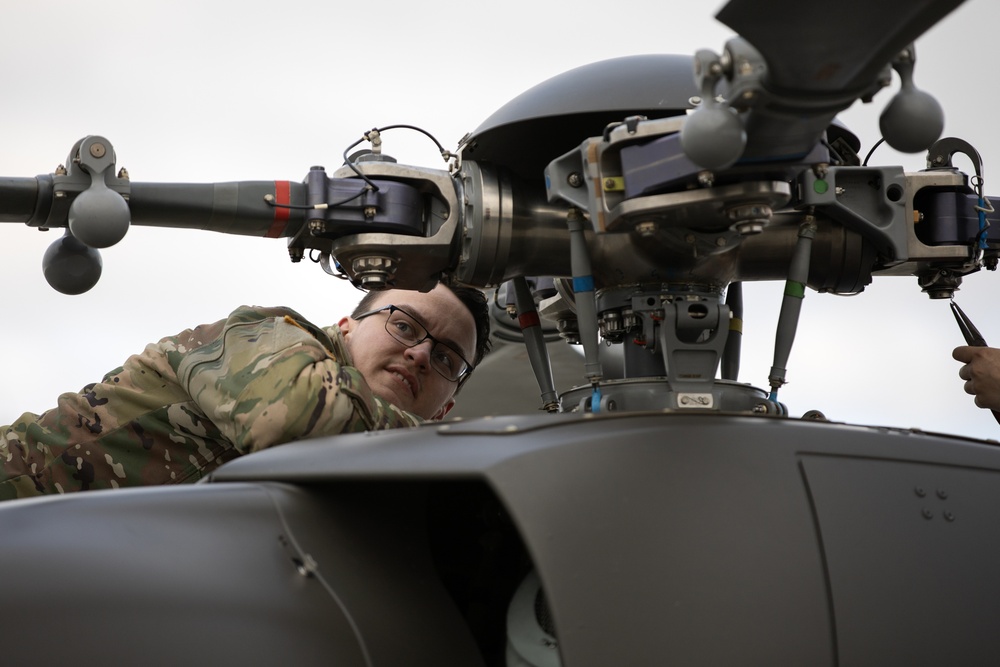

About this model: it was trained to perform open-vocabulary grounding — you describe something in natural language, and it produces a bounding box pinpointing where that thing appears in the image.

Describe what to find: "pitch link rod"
[768,220,817,400]
[566,208,604,412]
[511,277,560,412]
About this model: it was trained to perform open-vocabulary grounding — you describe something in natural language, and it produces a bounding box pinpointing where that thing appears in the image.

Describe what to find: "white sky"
[1,0,998,440]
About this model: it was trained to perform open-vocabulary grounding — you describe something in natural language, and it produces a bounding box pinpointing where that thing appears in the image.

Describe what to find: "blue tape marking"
[573,275,595,293]
[591,385,602,414]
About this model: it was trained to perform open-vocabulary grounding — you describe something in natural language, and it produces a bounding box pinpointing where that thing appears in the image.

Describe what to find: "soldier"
[0,284,490,499]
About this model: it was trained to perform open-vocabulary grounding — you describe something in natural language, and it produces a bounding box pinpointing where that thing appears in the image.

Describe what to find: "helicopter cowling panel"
[207,412,1000,665]
[0,482,487,667]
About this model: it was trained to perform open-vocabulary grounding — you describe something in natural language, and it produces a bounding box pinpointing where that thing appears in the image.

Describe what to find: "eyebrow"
[397,303,472,359]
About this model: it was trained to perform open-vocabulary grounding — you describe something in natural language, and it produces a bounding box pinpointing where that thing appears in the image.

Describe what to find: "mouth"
[387,367,418,399]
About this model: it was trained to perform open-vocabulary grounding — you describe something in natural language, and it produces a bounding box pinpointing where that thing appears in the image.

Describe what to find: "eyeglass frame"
[352,304,475,383]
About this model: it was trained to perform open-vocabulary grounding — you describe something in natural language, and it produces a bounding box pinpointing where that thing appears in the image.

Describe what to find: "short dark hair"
[351,284,492,369]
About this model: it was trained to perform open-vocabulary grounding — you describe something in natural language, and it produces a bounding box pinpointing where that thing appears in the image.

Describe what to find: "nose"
[404,339,434,370]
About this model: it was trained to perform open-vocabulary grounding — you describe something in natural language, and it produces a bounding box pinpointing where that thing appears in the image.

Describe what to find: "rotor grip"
[127,181,307,237]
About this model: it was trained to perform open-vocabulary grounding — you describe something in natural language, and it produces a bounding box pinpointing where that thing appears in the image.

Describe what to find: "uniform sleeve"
[177,309,421,454]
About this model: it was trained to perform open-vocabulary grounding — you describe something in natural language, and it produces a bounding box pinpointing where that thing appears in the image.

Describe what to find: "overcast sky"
[1,0,998,440]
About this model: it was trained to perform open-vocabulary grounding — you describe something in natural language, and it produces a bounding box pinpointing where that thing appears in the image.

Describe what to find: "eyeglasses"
[353,304,473,383]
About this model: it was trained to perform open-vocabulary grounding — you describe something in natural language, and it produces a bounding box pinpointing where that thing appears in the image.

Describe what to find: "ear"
[338,316,355,340]
[429,397,456,421]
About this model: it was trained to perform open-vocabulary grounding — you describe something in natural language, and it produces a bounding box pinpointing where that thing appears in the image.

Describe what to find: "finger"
[959,364,973,381]
[965,379,976,395]
[953,345,976,362]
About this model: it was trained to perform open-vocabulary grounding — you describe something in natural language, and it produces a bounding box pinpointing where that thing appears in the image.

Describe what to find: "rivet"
[914,486,926,498]
[944,511,955,522]
[921,508,933,520]
[936,489,948,500]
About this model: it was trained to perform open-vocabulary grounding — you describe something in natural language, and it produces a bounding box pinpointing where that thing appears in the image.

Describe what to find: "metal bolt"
[697,171,714,187]
[635,221,658,237]
[89,142,106,159]
[54,164,67,176]
[716,237,727,247]
[54,191,65,199]
[117,167,130,180]
[308,220,325,233]
[604,178,616,190]
[688,96,702,106]
[363,206,377,219]
[753,403,768,414]
[567,172,583,188]
[835,187,846,195]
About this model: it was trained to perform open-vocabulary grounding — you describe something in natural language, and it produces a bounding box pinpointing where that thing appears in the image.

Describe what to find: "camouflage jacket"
[0,305,421,500]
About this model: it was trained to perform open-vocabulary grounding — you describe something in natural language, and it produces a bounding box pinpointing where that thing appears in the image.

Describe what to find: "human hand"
[953,345,1000,411]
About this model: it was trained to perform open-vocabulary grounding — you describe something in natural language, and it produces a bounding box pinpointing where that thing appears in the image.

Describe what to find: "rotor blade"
[716,0,966,95]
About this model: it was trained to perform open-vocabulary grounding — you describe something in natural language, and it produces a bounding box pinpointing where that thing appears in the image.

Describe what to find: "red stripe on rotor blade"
[266,180,291,237]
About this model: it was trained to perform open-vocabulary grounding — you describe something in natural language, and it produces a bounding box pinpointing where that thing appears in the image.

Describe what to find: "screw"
[363,206,377,219]
[604,178,616,190]
[567,172,583,188]
[635,221,658,237]
[117,167,129,180]
[54,164,67,176]
[308,220,325,233]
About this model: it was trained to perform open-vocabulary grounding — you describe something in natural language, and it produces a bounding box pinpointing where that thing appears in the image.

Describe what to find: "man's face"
[338,285,477,420]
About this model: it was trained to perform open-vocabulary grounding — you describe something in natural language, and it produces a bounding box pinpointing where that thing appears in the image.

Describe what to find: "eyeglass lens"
[385,309,468,381]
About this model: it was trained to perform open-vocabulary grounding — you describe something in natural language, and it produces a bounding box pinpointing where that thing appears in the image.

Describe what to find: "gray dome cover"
[461,54,697,180]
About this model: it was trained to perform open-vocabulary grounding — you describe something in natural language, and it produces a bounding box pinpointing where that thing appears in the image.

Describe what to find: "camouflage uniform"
[0,305,420,500]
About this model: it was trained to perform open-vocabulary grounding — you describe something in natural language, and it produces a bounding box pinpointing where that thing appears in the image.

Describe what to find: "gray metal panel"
[0,482,485,667]
[209,413,1000,665]
[801,455,1000,665]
